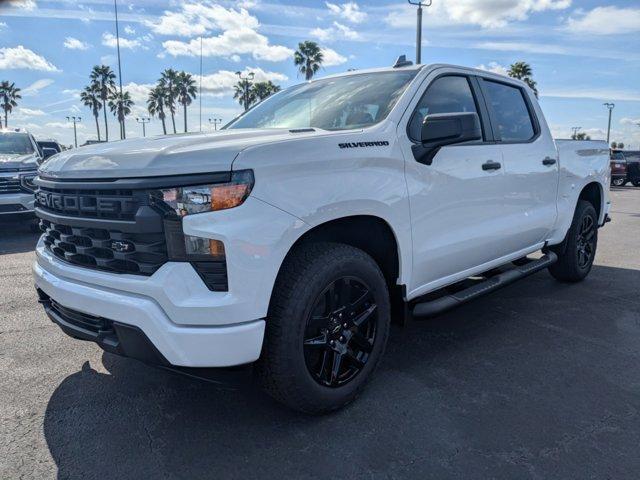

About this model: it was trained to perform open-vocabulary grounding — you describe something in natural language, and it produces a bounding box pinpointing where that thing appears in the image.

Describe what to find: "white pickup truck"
[33,61,610,413]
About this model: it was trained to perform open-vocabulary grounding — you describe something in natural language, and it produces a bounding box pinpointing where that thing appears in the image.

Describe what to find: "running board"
[412,252,558,318]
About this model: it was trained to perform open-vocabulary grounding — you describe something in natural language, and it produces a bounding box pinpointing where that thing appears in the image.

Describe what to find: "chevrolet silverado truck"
[33,61,611,414]
[0,129,42,219]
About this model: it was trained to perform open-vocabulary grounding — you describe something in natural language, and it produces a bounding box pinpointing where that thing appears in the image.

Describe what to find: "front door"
[399,73,515,297]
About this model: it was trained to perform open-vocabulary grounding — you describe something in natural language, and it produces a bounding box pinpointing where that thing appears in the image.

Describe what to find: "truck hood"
[38,129,320,179]
[0,153,39,172]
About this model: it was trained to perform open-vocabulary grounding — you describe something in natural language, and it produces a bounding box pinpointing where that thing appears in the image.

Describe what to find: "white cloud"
[6,0,37,10]
[63,36,90,50]
[0,46,59,72]
[311,22,360,42]
[386,0,571,29]
[476,62,509,76]
[148,3,258,37]
[0,22,7,30]
[321,47,347,67]
[325,2,367,23]
[476,41,568,55]
[124,25,136,35]
[566,7,640,35]
[163,28,293,62]
[45,121,86,130]
[200,67,288,96]
[620,118,640,126]
[541,88,640,102]
[102,32,148,50]
[22,78,54,96]
[18,108,45,116]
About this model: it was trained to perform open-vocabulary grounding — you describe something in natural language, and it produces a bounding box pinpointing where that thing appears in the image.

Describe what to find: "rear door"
[479,79,559,251]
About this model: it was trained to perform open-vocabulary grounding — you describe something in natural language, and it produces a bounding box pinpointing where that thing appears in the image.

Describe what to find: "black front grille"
[40,218,167,275]
[0,177,22,194]
[35,187,141,220]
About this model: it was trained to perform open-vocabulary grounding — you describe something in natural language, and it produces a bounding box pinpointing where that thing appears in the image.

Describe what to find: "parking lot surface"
[1,188,639,479]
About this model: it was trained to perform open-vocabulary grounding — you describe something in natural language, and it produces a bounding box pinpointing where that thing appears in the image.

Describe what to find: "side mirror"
[412,112,482,164]
[42,147,58,159]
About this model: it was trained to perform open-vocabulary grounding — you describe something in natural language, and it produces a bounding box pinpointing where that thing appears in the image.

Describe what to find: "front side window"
[483,80,535,142]
[0,133,35,155]
[408,75,479,141]
[226,71,417,131]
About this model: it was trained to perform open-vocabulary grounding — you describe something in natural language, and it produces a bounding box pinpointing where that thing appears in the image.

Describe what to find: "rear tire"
[257,242,390,414]
[632,180,640,187]
[548,200,598,283]
[611,177,626,187]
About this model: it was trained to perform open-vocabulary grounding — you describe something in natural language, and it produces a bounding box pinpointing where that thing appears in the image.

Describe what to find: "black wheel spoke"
[330,351,343,385]
[353,304,377,327]
[304,334,328,348]
[337,278,352,308]
[351,331,373,353]
[345,350,365,369]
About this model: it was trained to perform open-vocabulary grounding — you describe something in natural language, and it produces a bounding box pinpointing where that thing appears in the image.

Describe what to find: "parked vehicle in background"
[37,139,62,160]
[0,129,42,220]
[622,151,640,187]
[610,150,628,186]
[32,62,611,413]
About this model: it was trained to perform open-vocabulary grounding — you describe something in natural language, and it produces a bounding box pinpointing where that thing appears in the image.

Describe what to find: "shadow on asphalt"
[0,218,40,254]
[41,264,640,479]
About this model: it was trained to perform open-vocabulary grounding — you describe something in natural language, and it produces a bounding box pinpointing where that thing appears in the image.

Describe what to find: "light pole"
[407,0,432,64]
[114,0,123,97]
[208,117,222,131]
[603,103,615,145]
[136,117,150,137]
[66,116,81,148]
[571,126,581,139]
[235,71,254,111]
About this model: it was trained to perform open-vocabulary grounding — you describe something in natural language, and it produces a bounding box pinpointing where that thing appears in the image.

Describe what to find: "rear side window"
[408,76,479,141]
[483,80,535,142]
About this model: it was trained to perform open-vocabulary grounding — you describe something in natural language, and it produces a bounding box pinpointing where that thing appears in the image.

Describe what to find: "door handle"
[542,157,557,166]
[482,161,502,171]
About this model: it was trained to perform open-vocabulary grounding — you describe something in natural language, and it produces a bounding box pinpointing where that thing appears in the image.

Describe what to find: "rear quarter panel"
[548,140,610,244]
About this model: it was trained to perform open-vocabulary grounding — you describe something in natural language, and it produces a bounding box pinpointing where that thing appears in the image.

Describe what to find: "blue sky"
[1,0,639,148]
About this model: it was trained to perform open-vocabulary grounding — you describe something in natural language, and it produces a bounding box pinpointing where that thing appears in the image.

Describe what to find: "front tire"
[257,242,390,414]
[548,200,598,283]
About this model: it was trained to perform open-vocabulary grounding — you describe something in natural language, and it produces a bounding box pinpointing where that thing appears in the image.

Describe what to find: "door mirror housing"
[42,147,58,159]
[412,112,482,164]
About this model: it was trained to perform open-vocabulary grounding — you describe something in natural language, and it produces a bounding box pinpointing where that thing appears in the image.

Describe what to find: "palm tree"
[147,85,168,135]
[251,81,281,102]
[508,61,538,97]
[160,69,179,134]
[0,81,21,129]
[176,71,197,133]
[294,41,324,81]
[108,90,134,140]
[233,79,256,110]
[89,65,116,141]
[80,84,102,141]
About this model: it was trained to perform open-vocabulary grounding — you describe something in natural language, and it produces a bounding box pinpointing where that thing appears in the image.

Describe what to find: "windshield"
[227,71,418,131]
[0,133,35,155]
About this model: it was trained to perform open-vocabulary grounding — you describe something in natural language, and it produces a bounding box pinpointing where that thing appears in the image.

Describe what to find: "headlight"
[156,170,254,217]
[19,172,37,193]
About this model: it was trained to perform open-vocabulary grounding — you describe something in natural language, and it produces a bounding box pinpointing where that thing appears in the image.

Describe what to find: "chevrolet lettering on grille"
[36,190,136,217]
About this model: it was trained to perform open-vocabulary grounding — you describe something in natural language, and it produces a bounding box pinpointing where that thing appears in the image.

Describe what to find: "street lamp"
[603,103,615,145]
[66,116,81,148]
[208,117,222,131]
[407,0,432,64]
[136,117,151,137]
[235,71,255,111]
[571,126,581,139]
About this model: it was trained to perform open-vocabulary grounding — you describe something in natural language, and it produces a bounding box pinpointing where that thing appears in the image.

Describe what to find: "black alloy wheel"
[303,276,377,388]
[576,214,596,269]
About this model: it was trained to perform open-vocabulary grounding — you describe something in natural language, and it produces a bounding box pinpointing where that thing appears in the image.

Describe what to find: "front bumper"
[33,245,266,367]
[0,191,35,216]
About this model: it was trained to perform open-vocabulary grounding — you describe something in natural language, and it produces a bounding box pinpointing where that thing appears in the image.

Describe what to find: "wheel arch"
[270,215,405,314]
[578,181,604,222]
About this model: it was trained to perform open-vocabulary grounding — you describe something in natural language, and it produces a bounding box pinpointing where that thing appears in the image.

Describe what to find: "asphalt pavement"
[1,187,639,479]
